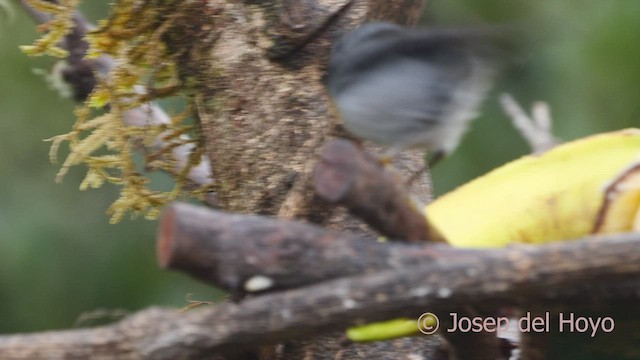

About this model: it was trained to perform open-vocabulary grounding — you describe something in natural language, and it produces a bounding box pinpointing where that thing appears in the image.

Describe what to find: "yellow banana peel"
[346,128,640,342]
[426,128,640,248]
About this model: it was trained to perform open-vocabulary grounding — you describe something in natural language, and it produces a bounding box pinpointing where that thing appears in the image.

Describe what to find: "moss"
[20,0,79,57]
[24,0,211,223]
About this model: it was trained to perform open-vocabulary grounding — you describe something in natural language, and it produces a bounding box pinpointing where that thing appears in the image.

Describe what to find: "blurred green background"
[0,1,638,357]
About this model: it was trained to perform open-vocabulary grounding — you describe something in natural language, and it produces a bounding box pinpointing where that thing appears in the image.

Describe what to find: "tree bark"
[172,0,427,218]
[157,202,475,297]
[313,139,444,242]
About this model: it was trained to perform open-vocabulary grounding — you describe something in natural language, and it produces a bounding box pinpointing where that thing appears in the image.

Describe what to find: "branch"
[499,93,558,153]
[0,308,184,360]
[157,202,474,297]
[3,233,640,358]
[313,139,444,242]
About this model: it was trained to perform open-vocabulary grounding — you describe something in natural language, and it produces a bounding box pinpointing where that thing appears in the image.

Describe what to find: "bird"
[324,22,509,166]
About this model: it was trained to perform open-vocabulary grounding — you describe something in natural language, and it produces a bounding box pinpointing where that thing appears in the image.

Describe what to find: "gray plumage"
[325,22,506,158]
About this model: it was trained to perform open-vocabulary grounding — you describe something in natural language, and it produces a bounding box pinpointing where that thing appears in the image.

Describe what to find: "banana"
[426,128,640,248]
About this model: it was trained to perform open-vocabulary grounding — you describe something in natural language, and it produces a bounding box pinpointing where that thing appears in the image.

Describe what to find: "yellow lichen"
[27,0,212,223]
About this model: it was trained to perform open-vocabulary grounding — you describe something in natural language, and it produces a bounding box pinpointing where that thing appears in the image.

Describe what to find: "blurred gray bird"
[325,22,508,165]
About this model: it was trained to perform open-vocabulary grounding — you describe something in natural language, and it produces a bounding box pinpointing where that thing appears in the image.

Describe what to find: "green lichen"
[25,0,212,223]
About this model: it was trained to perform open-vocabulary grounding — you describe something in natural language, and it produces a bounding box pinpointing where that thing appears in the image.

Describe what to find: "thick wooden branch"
[0,308,184,360]
[313,139,444,242]
[158,202,472,296]
[4,233,640,358]
[158,203,640,359]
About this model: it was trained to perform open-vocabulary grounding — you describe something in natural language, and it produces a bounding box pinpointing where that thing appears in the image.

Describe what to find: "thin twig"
[499,93,558,153]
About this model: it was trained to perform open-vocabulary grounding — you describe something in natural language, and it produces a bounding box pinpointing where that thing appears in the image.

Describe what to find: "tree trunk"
[170,0,427,219]
[163,1,434,358]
